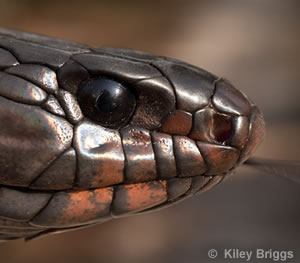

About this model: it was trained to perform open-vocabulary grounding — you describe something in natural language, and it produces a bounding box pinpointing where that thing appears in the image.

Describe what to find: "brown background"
[0,0,299,262]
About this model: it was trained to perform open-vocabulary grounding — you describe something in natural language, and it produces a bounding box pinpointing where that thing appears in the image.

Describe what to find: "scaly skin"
[0,28,264,241]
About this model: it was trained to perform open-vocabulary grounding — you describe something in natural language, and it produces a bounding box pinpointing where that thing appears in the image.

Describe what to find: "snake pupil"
[96,91,118,113]
[77,78,136,128]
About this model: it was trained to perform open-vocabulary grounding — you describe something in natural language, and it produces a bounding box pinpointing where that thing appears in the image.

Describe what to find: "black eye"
[77,78,136,128]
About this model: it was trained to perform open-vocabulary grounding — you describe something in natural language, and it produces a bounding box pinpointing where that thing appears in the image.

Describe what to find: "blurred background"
[0,0,299,262]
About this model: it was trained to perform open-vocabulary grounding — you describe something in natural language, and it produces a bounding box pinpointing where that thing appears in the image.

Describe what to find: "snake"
[0,28,267,241]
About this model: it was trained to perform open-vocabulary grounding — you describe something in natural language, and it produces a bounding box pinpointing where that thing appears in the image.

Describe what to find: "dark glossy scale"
[228,116,249,149]
[167,177,192,201]
[5,64,58,94]
[186,176,211,195]
[0,187,51,221]
[0,28,268,241]
[160,110,193,135]
[120,126,157,183]
[151,132,177,179]
[173,136,207,177]
[72,53,162,82]
[152,61,217,112]
[197,142,239,175]
[0,37,72,69]
[213,80,252,116]
[239,106,265,163]
[73,120,125,189]
[0,96,73,187]
[0,47,19,68]
[42,95,66,117]
[0,71,47,105]
[129,76,176,130]
[57,89,83,124]
[30,148,76,190]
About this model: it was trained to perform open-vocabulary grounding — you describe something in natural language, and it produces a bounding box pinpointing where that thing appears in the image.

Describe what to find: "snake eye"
[77,78,136,128]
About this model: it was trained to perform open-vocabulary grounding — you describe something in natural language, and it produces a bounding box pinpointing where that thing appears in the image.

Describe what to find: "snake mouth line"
[0,173,224,194]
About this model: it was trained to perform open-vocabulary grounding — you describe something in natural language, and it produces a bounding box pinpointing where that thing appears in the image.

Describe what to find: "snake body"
[0,28,265,241]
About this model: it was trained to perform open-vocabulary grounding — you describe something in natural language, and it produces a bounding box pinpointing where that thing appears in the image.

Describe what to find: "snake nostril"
[212,113,232,143]
[189,107,233,144]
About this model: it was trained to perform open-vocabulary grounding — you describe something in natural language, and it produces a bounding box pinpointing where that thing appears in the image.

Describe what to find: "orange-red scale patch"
[31,187,113,227]
[112,180,167,216]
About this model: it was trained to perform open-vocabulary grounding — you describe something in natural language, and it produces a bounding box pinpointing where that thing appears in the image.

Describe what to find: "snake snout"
[158,78,265,176]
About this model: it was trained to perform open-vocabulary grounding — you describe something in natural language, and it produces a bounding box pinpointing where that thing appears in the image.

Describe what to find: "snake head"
[48,48,264,216]
[0,32,265,239]
[64,48,265,181]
